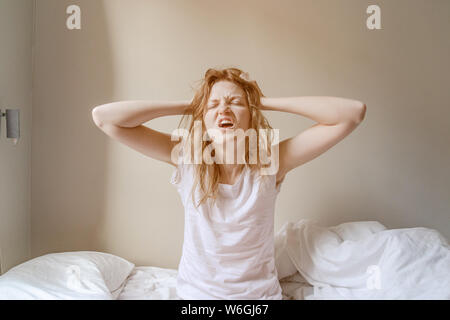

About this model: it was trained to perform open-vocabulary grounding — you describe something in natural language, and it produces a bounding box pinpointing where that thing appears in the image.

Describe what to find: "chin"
[218,127,236,132]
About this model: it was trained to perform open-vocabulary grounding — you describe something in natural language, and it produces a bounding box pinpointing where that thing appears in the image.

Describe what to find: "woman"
[92,67,366,300]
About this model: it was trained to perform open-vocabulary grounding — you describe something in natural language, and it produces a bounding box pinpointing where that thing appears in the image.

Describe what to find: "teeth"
[219,119,234,126]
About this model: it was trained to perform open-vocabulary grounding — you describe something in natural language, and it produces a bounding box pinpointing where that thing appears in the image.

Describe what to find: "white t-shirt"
[170,158,284,300]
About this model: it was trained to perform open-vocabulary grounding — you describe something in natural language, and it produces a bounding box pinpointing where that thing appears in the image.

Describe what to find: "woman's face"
[203,80,251,140]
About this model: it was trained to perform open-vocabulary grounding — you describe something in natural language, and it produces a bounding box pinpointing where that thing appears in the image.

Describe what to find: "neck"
[218,164,244,184]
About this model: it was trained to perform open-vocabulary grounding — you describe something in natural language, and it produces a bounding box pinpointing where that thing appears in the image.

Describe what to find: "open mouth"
[217,118,235,129]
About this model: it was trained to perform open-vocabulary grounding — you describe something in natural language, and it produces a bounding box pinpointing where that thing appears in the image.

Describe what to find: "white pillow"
[0,251,135,300]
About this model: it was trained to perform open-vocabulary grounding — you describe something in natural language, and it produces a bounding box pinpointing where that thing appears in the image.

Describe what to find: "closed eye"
[207,98,242,108]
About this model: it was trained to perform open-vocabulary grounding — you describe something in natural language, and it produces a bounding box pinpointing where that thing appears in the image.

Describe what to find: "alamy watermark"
[66,264,83,290]
[66,5,81,30]
[366,5,382,30]
[366,264,382,290]
[170,121,280,175]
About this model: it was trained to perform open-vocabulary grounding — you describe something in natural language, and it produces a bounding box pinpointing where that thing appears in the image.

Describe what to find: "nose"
[217,101,232,114]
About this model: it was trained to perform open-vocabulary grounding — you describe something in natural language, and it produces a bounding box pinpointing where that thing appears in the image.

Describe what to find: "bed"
[1,219,449,300]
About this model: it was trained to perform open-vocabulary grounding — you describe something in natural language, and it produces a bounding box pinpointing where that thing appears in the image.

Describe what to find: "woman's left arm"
[261,96,366,125]
[260,96,366,182]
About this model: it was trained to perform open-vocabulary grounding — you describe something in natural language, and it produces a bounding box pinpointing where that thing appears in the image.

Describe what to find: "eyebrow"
[209,95,243,102]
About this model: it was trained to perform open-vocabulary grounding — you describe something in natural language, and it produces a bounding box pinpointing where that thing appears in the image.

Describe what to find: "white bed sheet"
[116,266,310,300]
[117,266,180,300]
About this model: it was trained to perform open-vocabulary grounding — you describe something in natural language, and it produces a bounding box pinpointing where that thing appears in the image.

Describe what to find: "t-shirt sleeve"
[169,144,185,191]
[170,162,185,190]
[275,174,286,195]
[169,144,194,207]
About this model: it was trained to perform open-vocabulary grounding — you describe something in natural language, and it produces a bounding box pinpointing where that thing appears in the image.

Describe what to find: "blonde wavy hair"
[176,67,276,208]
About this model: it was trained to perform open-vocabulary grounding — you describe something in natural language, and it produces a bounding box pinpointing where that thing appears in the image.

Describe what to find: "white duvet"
[274,219,450,299]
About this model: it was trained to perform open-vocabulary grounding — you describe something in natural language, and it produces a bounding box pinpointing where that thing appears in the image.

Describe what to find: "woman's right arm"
[91,100,191,167]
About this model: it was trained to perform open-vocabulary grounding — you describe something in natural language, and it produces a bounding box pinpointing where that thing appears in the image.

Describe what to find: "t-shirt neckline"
[218,166,248,189]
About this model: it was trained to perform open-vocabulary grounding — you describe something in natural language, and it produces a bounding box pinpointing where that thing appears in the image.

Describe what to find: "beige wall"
[30,0,449,269]
[0,0,34,273]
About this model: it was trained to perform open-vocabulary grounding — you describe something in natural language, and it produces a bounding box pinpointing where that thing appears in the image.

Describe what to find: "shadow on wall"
[0,0,34,274]
[31,0,114,259]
